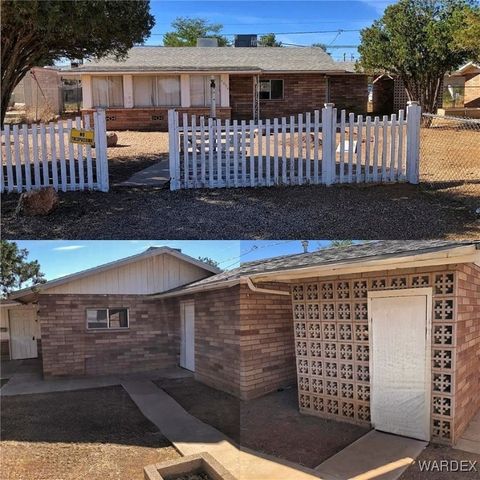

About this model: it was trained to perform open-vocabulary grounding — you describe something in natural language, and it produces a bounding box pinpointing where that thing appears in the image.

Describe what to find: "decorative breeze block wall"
[291,268,461,444]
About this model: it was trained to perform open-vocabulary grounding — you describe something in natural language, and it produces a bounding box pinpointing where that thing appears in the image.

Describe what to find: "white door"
[180,301,195,371]
[368,288,432,441]
[9,309,38,360]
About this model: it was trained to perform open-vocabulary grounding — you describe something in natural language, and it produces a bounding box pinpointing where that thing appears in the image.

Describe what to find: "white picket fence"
[1,109,108,193]
[168,102,421,190]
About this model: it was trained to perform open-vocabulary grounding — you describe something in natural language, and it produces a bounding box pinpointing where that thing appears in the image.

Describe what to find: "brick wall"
[238,283,296,400]
[289,264,479,446]
[189,287,242,397]
[464,73,480,108]
[372,77,394,115]
[81,107,232,131]
[1,340,9,360]
[229,73,366,120]
[258,74,328,120]
[453,263,480,443]
[186,283,295,400]
[38,294,179,376]
[329,75,369,114]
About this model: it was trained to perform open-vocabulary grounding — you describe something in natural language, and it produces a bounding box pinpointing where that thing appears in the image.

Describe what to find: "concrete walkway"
[455,411,480,455]
[314,430,428,480]
[119,160,170,187]
[0,365,189,396]
[122,379,326,480]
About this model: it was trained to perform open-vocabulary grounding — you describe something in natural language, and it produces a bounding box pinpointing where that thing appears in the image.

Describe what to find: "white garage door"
[9,309,39,360]
[369,288,432,441]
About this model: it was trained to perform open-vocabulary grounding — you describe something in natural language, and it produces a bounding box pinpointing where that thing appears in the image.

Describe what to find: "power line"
[149,29,361,37]
[281,43,359,48]
[218,240,298,270]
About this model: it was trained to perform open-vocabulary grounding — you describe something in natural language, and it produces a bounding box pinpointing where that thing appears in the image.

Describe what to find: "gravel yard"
[1,386,180,480]
[108,131,169,185]
[2,183,478,239]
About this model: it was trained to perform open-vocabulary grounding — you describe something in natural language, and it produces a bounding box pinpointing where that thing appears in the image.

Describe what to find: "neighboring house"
[10,67,63,115]
[441,62,480,117]
[62,46,368,130]
[4,241,479,447]
[372,62,480,117]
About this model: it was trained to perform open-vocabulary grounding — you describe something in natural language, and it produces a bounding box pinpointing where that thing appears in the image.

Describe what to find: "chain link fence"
[420,113,480,206]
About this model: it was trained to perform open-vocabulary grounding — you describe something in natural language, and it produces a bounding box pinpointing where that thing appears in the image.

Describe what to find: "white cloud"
[52,245,86,251]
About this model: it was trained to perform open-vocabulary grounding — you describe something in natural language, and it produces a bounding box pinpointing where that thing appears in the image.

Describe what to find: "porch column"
[180,74,191,107]
[220,74,230,107]
[123,74,133,108]
[82,74,93,109]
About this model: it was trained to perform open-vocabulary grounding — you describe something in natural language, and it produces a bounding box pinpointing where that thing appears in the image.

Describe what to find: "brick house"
[62,46,368,130]
[1,247,219,373]
[4,241,479,446]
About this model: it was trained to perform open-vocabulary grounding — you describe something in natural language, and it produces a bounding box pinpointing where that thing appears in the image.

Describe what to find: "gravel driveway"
[2,183,478,239]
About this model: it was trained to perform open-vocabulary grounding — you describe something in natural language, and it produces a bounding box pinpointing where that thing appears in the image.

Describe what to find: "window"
[133,76,181,107]
[190,75,221,107]
[259,79,283,100]
[86,308,129,330]
[92,76,124,107]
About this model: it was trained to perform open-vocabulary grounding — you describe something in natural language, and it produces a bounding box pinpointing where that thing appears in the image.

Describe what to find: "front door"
[180,301,195,371]
[368,288,432,441]
[9,309,38,360]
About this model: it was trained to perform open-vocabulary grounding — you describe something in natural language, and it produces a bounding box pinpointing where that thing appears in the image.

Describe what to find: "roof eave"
[9,247,220,300]
[150,243,479,298]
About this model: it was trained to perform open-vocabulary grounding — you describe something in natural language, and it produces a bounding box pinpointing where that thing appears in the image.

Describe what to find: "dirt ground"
[155,377,369,468]
[399,444,480,480]
[2,182,478,239]
[419,123,480,206]
[1,386,180,480]
[108,131,169,184]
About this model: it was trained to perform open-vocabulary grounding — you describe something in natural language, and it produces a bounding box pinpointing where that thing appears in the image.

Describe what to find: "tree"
[452,7,480,57]
[163,17,229,47]
[1,241,45,297]
[357,0,480,113]
[258,34,283,47]
[198,256,221,270]
[1,0,155,125]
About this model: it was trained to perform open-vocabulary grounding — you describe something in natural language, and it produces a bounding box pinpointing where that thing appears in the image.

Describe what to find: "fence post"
[95,109,109,192]
[168,109,180,191]
[322,103,335,185]
[406,101,421,184]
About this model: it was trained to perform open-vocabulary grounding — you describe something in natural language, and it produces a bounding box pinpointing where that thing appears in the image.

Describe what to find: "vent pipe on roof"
[301,240,309,253]
[196,38,219,47]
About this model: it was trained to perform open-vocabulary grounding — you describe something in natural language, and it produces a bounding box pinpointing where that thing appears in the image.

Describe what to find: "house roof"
[9,247,220,301]
[69,46,361,74]
[450,61,480,76]
[156,240,479,296]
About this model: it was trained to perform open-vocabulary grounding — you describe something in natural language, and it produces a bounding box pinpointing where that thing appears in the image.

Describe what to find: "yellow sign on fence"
[70,128,95,145]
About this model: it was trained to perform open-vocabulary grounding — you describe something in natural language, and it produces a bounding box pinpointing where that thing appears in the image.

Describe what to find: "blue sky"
[147,0,397,60]
[13,240,349,282]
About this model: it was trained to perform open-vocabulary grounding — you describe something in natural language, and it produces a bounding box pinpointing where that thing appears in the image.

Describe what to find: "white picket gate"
[1,109,109,193]
[168,102,421,190]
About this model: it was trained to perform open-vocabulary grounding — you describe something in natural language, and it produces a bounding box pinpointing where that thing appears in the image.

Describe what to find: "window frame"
[190,75,222,107]
[91,75,124,108]
[132,75,181,107]
[86,308,130,331]
[259,79,284,101]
